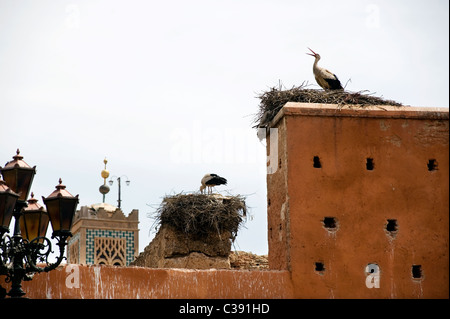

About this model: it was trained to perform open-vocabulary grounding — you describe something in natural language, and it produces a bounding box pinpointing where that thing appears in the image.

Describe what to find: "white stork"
[306,47,343,90]
[200,173,227,194]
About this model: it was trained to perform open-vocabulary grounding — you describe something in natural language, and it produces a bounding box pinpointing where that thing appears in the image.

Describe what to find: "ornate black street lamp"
[19,192,49,244]
[0,149,79,298]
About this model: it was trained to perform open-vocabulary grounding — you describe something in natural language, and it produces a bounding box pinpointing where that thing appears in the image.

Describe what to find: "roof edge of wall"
[269,102,449,127]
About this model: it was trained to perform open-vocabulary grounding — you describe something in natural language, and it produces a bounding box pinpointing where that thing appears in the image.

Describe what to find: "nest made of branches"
[254,83,403,128]
[153,193,247,240]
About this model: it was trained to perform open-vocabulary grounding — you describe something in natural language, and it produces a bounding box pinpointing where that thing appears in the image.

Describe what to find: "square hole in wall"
[365,263,380,275]
[313,156,322,168]
[412,265,423,279]
[366,158,374,170]
[315,262,325,272]
[386,219,398,232]
[322,217,337,229]
[427,159,437,171]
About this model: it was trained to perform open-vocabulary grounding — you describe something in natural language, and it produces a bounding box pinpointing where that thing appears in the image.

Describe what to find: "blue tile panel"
[85,229,136,265]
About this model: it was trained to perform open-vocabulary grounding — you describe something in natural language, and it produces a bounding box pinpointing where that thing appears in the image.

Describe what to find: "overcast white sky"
[0,0,448,256]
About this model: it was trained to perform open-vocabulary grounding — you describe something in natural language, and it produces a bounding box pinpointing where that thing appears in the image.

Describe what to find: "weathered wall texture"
[1,264,294,299]
[130,225,232,269]
[267,103,449,298]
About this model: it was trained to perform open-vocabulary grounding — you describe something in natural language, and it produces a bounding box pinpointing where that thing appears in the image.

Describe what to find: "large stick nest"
[254,83,403,128]
[153,193,247,240]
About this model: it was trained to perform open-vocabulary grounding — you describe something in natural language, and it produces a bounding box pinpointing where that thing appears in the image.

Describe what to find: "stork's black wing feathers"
[324,75,343,90]
[205,175,227,186]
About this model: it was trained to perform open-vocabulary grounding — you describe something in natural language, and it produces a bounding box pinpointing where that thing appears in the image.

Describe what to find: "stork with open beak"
[307,47,343,90]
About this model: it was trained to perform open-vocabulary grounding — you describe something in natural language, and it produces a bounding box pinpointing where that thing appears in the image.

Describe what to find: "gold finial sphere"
[101,169,110,179]
[101,157,110,179]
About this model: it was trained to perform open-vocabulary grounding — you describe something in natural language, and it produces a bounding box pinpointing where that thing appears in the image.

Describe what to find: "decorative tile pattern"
[94,237,126,266]
[85,229,135,265]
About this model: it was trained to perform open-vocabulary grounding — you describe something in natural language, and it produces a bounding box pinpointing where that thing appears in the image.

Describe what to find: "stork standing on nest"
[307,47,343,90]
[200,173,227,194]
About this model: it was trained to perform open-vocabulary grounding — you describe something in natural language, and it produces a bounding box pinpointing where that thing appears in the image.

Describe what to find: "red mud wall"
[267,103,449,298]
[1,103,447,299]
[1,265,294,299]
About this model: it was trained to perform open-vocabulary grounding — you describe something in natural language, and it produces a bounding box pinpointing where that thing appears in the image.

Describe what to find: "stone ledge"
[269,103,449,127]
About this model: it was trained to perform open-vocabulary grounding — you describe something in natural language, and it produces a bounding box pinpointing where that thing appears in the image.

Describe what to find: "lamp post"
[108,175,130,209]
[0,149,79,298]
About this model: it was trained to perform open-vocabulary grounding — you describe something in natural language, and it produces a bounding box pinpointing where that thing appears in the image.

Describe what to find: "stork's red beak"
[306,47,317,56]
